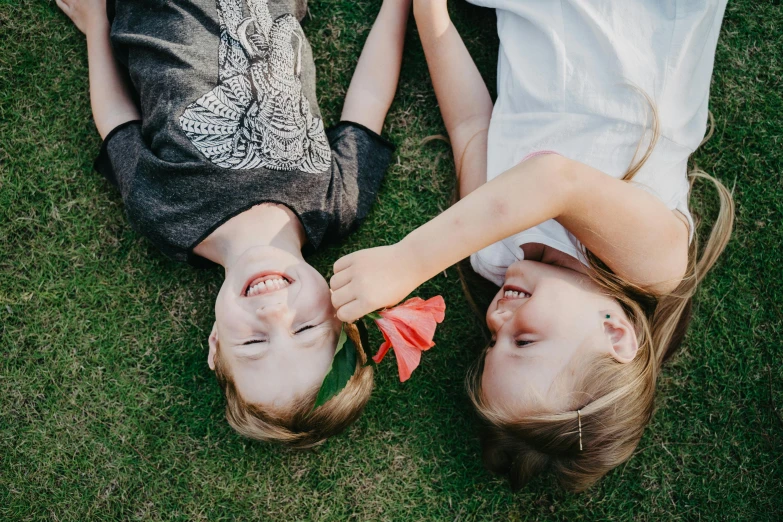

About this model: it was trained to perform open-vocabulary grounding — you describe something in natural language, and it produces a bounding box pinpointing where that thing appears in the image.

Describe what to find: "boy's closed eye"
[241,323,321,346]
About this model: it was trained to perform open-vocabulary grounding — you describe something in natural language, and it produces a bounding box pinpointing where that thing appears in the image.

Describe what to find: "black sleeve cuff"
[93,120,142,188]
[327,120,396,152]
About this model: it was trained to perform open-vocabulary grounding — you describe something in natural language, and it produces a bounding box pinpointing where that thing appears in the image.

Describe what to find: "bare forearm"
[86,23,140,139]
[403,153,689,292]
[331,153,689,321]
[330,155,570,321]
[400,155,573,285]
[340,0,411,133]
[413,0,493,173]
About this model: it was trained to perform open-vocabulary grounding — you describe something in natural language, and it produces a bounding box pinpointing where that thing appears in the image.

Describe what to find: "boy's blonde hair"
[467,105,735,491]
[213,323,374,448]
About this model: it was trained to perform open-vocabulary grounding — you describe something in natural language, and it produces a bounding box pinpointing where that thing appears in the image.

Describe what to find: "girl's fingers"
[330,286,355,310]
[333,253,355,273]
[336,300,363,324]
[329,270,351,291]
[55,0,70,13]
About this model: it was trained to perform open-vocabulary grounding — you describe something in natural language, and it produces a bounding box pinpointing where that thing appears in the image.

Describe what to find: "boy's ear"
[603,313,639,364]
[208,322,218,371]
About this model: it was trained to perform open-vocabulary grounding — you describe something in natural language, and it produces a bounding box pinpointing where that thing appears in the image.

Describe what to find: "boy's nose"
[255,302,288,319]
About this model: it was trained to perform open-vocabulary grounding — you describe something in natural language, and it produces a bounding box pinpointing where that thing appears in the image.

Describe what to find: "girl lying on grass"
[330,0,734,490]
[57,0,411,447]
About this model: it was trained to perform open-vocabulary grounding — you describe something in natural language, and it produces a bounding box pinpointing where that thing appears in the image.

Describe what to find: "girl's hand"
[56,0,108,35]
[330,244,424,323]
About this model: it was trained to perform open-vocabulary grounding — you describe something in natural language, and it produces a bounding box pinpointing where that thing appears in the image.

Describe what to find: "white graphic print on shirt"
[179,0,332,173]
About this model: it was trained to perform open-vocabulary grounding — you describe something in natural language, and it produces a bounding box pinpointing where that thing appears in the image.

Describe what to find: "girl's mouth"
[243,273,293,297]
[502,285,531,299]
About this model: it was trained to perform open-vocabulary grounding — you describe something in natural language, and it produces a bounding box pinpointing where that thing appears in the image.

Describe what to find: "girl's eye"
[242,339,267,345]
[515,340,532,347]
[295,325,315,334]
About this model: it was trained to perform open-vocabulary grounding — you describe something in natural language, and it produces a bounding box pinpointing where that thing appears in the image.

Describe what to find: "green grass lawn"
[2,0,782,520]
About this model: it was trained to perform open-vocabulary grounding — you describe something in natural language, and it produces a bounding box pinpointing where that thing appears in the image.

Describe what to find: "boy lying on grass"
[57,0,410,446]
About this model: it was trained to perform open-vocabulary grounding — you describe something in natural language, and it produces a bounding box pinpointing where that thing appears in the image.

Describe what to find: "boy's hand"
[330,244,424,323]
[56,0,108,35]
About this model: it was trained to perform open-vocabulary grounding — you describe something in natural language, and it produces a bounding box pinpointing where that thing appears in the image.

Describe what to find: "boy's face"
[210,246,341,408]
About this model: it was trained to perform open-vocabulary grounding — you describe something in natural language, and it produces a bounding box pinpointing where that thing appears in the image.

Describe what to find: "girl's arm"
[414,0,493,197]
[330,155,689,322]
[57,0,140,139]
[340,0,412,134]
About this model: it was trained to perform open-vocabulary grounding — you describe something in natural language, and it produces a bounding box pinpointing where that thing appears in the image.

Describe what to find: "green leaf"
[312,325,358,409]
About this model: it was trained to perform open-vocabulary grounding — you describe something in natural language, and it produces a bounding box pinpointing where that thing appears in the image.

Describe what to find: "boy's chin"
[236,245,303,265]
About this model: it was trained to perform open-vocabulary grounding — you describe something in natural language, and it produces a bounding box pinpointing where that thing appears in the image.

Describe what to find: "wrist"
[86,16,110,38]
[392,238,424,289]
[396,232,437,289]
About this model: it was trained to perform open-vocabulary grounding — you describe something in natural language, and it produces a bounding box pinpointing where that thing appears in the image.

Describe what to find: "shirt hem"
[507,232,588,266]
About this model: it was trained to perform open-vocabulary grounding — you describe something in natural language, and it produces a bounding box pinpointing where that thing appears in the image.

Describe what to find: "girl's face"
[482,260,638,415]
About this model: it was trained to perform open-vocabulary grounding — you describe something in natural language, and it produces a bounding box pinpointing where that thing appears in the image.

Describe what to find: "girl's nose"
[487,308,511,333]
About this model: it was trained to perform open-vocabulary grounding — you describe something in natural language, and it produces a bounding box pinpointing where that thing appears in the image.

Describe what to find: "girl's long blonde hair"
[465,103,735,492]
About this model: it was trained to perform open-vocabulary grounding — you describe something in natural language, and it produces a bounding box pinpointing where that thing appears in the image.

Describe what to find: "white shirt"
[468,0,728,286]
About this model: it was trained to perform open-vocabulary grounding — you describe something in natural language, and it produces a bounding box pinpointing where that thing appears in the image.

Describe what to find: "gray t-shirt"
[95,0,394,266]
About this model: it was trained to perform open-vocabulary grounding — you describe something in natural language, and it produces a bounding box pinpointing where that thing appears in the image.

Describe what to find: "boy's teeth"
[246,277,290,296]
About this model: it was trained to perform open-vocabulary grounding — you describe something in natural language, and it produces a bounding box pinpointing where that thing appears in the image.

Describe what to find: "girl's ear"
[602,314,639,363]
[208,322,218,371]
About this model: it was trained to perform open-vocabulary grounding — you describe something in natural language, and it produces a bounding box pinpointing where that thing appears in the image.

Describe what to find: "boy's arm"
[414,0,493,198]
[339,0,412,134]
[57,0,140,139]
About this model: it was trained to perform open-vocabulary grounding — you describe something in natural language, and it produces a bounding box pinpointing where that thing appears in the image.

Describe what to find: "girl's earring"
[605,314,611,319]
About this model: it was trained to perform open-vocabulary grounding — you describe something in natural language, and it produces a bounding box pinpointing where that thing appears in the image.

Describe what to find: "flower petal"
[380,309,438,346]
[379,296,446,339]
[376,318,424,382]
[392,340,422,382]
[371,296,447,382]
[372,332,393,365]
[376,316,432,351]
[400,296,446,323]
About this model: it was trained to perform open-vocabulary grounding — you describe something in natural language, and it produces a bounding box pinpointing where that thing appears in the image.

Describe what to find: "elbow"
[650,264,687,295]
[513,154,579,215]
[665,248,690,294]
[451,115,491,146]
[645,242,690,296]
[549,155,581,194]
[662,220,691,293]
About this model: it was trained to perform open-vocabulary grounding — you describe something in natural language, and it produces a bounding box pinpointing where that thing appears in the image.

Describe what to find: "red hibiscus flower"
[371,296,446,382]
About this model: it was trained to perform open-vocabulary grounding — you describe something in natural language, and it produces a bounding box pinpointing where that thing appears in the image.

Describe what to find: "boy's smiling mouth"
[244,273,293,297]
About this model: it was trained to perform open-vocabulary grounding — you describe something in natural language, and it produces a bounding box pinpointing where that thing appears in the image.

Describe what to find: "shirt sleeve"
[470,242,517,287]
[93,120,144,197]
[325,121,395,239]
